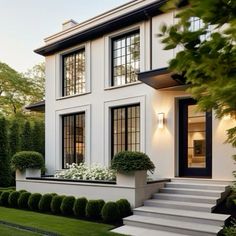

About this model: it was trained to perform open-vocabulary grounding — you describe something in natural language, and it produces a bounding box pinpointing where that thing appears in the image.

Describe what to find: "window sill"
[56,92,91,101]
[104,81,142,91]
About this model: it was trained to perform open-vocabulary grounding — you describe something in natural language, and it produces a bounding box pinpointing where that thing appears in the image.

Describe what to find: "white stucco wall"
[44,4,235,180]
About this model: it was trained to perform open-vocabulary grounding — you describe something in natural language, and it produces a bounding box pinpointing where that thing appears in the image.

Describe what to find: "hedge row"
[0,190,132,223]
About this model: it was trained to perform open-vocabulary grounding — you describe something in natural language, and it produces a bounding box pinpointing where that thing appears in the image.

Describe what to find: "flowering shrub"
[55,163,116,181]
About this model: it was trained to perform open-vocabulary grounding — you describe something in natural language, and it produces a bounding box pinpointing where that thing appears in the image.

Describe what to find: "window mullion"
[125,107,128,150]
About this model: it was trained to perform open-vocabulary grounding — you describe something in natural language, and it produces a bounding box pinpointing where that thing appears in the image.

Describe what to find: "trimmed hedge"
[226,193,236,209]
[101,201,120,223]
[116,199,132,218]
[51,195,65,214]
[28,193,42,211]
[11,151,44,171]
[73,197,88,217]
[60,196,75,215]
[86,200,105,219]
[8,191,20,208]
[0,191,11,206]
[38,194,53,212]
[18,192,31,209]
[111,151,155,173]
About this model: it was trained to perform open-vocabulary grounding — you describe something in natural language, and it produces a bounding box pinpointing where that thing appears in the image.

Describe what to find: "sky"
[0,0,130,73]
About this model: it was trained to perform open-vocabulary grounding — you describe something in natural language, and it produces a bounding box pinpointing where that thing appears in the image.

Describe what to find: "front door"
[179,98,212,177]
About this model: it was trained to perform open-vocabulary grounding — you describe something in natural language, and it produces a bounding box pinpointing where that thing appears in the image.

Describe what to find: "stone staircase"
[112,178,231,236]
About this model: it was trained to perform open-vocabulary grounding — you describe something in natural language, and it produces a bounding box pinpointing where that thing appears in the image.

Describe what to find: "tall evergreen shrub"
[9,119,20,158]
[21,121,32,151]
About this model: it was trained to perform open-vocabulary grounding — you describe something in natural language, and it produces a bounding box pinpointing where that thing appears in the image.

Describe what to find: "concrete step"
[144,199,215,212]
[153,192,219,204]
[124,215,222,236]
[134,206,230,226]
[171,178,232,185]
[160,187,222,197]
[111,225,190,236]
[165,182,228,191]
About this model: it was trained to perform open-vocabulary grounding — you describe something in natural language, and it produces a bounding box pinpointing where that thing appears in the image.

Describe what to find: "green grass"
[0,207,123,236]
[0,187,15,191]
[0,224,40,236]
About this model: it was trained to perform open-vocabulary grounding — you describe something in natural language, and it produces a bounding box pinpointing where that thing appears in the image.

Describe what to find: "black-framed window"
[62,112,85,168]
[62,49,85,96]
[112,30,140,86]
[111,104,140,158]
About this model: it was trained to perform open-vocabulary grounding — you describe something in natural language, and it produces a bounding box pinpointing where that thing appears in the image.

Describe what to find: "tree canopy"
[160,0,236,146]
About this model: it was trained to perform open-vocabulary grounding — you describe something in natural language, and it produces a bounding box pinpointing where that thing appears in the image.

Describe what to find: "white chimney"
[62,19,78,31]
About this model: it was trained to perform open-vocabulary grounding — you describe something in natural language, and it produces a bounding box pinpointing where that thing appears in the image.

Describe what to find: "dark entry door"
[179,98,212,177]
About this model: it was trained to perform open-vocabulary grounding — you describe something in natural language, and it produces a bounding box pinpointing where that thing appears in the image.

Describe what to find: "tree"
[9,119,21,158]
[0,116,12,187]
[21,121,32,151]
[160,0,236,146]
[32,121,45,156]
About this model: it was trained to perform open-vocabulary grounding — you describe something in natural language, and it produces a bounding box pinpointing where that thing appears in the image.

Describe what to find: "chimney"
[62,19,78,31]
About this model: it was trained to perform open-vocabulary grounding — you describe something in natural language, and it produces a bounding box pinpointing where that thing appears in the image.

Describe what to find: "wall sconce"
[157,112,165,129]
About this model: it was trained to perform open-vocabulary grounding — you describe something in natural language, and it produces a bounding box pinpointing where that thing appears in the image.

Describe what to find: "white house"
[19,1,235,234]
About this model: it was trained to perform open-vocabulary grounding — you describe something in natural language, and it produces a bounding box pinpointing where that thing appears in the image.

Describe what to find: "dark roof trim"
[25,100,45,112]
[35,0,167,56]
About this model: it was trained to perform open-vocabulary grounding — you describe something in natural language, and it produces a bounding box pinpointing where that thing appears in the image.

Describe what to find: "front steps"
[112,179,231,236]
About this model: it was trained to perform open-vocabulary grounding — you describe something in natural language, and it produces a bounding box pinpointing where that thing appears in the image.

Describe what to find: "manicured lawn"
[0,187,15,191]
[0,224,40,236]
[0,207,123,236]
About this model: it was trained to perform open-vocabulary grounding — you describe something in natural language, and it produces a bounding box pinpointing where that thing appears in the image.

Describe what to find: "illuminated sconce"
[157,112,165,129]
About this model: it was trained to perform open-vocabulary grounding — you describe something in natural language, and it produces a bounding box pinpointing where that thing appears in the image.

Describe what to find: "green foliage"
[0,117,12,187]
[18,192,31,209]
[101,202,120,223]
[31,121,45,157]
[73,197,88,217]
[8,191,20,208]
[11,151,44,171]
[60,196,75,215]
[9,119,20,158]
[21,121,33,151]
[116,199,132,218]
[220,218,236,236]
[86,200,105,220]
[111,151,155,173]
[226,193,236,209]
[28,193,42,211]
[0,191,11,206]
[160,0,236,147]
[38,194,53,212]
[51,195,65,214]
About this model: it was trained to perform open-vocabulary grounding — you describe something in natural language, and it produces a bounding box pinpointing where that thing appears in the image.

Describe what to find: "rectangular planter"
[16,169,41,180]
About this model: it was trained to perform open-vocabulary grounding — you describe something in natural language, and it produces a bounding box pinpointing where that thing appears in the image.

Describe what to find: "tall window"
[62,113,85,168]
[189,17,210,41]
[111,104,140,158]
[63,49,85,96]
[112,30,140,86]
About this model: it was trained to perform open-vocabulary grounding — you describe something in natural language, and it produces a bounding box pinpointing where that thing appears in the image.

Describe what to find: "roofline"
[35,0,167,56]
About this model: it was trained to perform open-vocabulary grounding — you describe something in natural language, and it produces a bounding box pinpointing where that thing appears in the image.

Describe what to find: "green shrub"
[0,191,11,206]
[8,191,20,208]
[111,151,155,173]
[18,192,31,209]
[60,196,75,215]
[73,197,88,217]
[86,200,105,219]
[51,195,65,214]
[11,151,44,171]
[101,201,120,223]
[19,190,27,194]
[38,194,53,212]
[116,199,132,218]
[226,193,236,209]
[28,193,42,211]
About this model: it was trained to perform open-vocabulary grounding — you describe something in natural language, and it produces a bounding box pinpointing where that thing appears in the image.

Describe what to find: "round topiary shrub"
[101,201,120,223]
[226,193,236,209]
[0,191,11,206]
[51,195,65,214]
[86,200,105,219]
[111,151,155,173]
[73,197,88,217]
[18,192,31,209]
[8,191,20,208]
[116,199,132,218]
[38,194,53,212]
[60,196,75,215]
[18,190,27,194]
[11,151,44,171]
[28,193,42,211]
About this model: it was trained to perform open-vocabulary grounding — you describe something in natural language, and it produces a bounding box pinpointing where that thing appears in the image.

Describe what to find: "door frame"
[178,98,212,177]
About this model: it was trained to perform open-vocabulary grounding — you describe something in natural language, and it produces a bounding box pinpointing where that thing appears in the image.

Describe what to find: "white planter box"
[16,169,41,180]
[116,170,147,187]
